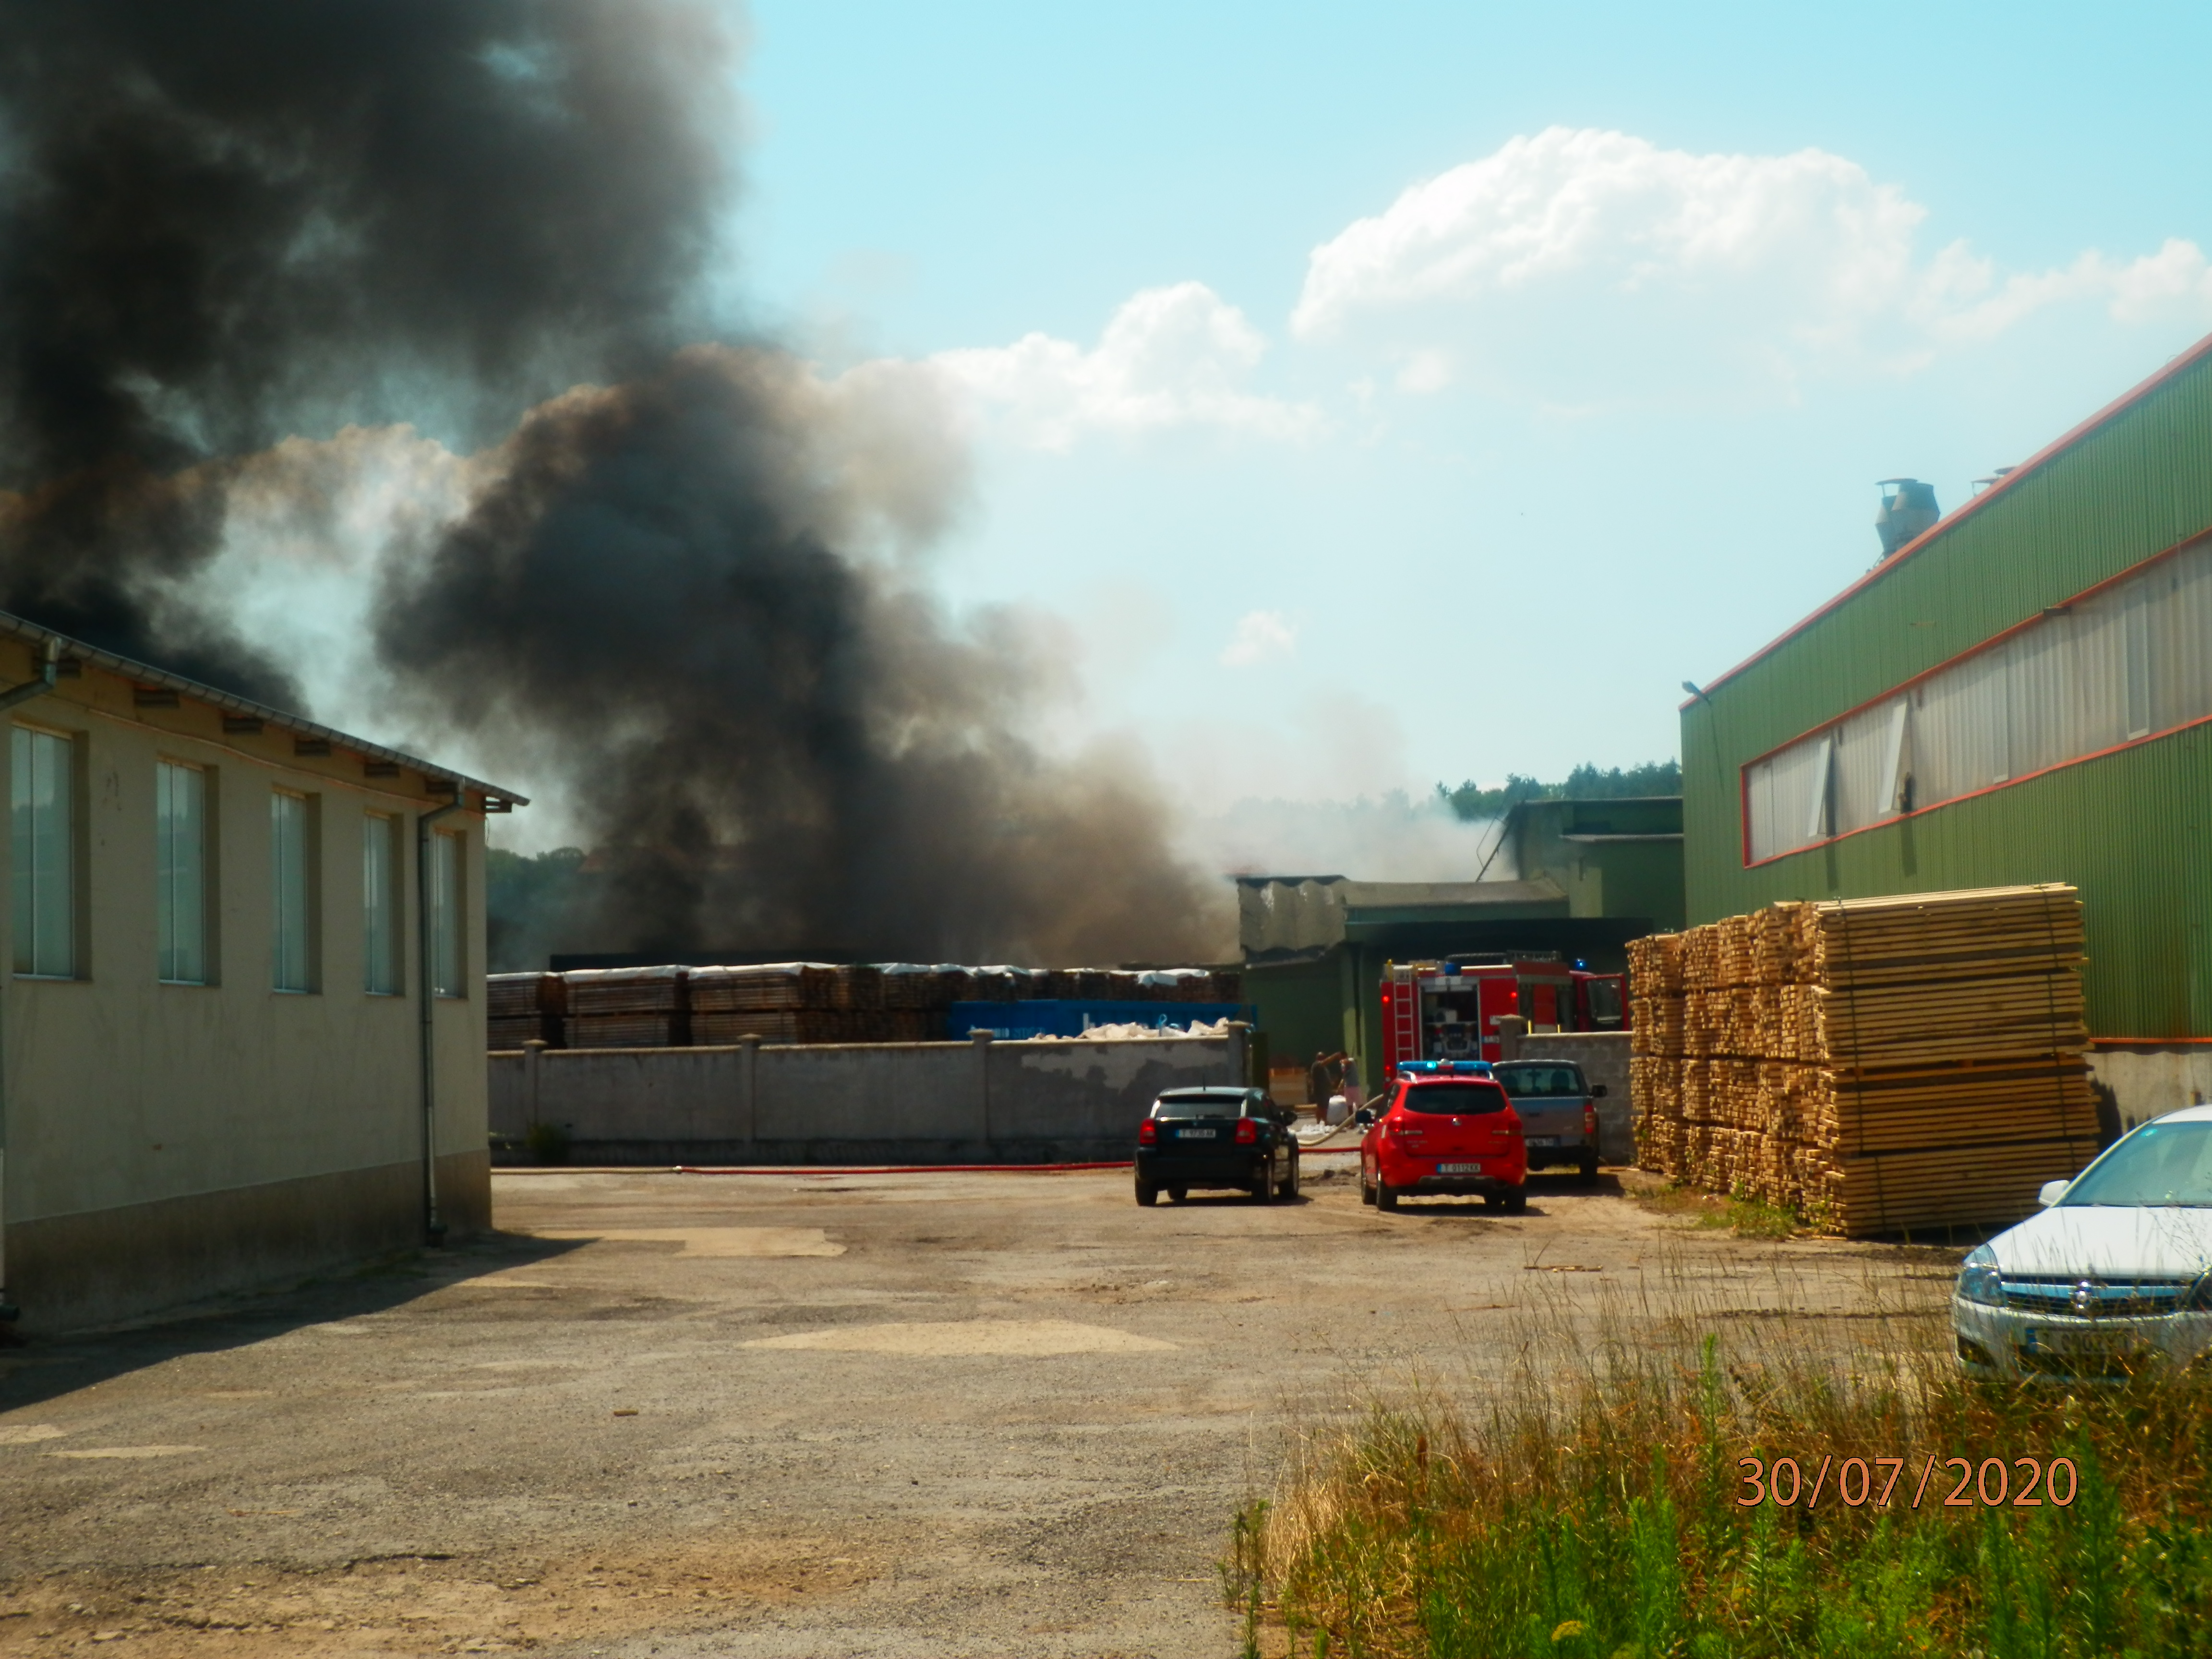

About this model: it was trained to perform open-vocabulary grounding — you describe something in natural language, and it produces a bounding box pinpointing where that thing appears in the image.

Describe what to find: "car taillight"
[1139,1119,1157,1145]
[1235,1118,1258,1144]
[1584,1105,1598,1136]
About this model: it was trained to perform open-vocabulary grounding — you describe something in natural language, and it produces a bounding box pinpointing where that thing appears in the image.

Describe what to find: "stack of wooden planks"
[487,972,565,1049]
[563,966,688,1048]
[489,962,1247,1050]
[1629,885,2100,1236]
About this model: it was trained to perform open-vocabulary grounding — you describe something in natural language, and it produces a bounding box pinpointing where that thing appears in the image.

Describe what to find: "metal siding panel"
[1687,720,2212,1039]
[1685,352,2212,1037]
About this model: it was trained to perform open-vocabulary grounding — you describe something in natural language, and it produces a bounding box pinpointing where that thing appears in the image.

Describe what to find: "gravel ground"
[0,1162,1952,1657]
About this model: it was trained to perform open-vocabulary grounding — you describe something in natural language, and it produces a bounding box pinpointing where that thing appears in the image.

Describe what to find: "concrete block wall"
[1497,1029,1634,1165]
[491,1030,1250,1166]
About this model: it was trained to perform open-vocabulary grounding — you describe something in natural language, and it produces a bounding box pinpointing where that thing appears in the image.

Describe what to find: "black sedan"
[1134,1086,1301,1205]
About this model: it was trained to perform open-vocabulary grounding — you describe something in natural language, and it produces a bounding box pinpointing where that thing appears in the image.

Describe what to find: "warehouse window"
[156,761,211,985]
[11,726,75,979]
[1745,533,2212,863]
[429,827,463,998]
[271,790,317,992]
[362,811,400,995]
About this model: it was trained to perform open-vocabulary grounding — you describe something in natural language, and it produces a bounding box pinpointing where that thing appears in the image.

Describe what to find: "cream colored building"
[0,614,523,1334]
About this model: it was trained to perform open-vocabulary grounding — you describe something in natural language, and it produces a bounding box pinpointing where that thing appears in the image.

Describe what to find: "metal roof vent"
[1875,478,1939,558]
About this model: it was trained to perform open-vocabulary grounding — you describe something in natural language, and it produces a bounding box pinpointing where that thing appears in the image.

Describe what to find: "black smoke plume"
[0,0,730,698]
[0,0,1229,965]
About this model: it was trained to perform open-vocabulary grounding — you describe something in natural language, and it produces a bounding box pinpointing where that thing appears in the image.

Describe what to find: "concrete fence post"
[738,1035,761,1149]
[522,1039,546,1129]
[970,1029,994,1154]
[1495,1016,1528,1062]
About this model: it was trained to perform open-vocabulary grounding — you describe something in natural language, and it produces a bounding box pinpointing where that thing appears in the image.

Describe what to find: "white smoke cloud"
[934,281,1323,448]
[1287,126,2212,403]
[1220,608,1297,667]
[1187,792,1511,883]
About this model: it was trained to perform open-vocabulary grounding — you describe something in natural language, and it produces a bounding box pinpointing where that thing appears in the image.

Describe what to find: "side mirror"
[1353,1107,1376,1128]
[1590,1084,1608,1099]
[2037,1179,2069,1208]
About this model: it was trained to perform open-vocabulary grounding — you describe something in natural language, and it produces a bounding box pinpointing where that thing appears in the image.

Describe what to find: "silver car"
[1491,1060,1602,1183]
[1953,1105,2212,1381]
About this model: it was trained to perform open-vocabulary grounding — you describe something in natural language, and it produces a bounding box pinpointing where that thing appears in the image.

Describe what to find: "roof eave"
[0,611,529,808]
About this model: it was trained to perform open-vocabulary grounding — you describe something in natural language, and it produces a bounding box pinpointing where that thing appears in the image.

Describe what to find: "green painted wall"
[1512,798,1686,933]
[1683,338,2212,1040]
[1244,955,1347,1081]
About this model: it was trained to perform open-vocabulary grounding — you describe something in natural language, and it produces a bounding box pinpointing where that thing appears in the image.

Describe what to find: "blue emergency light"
[1396,1060,1493,1076]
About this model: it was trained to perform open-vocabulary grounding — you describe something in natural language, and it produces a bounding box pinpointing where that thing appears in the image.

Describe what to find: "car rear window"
[1401,1082,1509,1115]
[1153,1093,1253,1117]
[1491,1064,1584,1097]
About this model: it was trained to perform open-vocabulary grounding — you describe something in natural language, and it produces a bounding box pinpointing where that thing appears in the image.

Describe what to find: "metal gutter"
[0,611,528,808]
[1688,325,2212,705]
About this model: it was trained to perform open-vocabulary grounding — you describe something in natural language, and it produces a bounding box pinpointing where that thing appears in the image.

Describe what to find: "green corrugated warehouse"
[1681,328,2212,1127]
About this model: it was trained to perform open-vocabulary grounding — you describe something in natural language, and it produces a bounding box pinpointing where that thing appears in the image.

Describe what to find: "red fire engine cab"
[1379,954,1628,1075]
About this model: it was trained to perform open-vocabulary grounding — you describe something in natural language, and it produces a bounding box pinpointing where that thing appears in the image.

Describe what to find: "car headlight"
[1957,1245,2004,1308]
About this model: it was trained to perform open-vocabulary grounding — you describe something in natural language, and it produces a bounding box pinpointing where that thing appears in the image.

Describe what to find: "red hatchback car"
[1359,1063,1528,1213]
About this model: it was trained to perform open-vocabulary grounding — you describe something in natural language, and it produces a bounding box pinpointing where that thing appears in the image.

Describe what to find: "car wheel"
[1359,1169,1377,1206]
[1376,1182,1400,1212]
[1281,1154,1301,1200]
[1135,1178,1159,1207]
[1503,1188,1528,1215]
[1167,1186,1188,1203]
[1577,1150,1600,1185]
[1250,1166,1274,1203]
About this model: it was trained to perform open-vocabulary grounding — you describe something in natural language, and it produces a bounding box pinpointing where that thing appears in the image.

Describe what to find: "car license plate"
[1437,1161,1483,1175]
[1525,1136,1560,1148]
[1178,1128,1217,1140]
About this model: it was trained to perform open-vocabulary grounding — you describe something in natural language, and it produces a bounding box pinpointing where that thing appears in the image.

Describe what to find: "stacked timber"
[487,972,565,1049]
[1628,885,2099,1237]
[686,963,931,1044]
[506,961,1247,1050]
[564,966,688,1048]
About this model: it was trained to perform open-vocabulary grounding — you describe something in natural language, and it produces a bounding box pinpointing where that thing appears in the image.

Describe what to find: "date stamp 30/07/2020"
[1737,1455,2081,1511]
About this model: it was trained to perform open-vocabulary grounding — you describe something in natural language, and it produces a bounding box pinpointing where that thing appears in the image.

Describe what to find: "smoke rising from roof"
[0,0,1231,964]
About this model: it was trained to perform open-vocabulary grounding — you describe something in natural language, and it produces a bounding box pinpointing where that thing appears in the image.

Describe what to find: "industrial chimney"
[1875,478,1940,558]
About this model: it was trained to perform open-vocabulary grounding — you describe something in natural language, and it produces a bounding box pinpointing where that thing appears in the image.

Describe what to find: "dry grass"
[1229,1252,2212,1658]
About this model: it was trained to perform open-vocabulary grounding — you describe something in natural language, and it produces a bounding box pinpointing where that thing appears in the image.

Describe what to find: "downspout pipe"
[416,781,465,1247]
[0,637,62,1322]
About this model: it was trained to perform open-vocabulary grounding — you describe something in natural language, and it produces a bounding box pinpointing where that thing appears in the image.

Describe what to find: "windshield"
[1491,1064,1584,1098]
[1401,1082,1508,1116]
[2060,1119,2212,1208]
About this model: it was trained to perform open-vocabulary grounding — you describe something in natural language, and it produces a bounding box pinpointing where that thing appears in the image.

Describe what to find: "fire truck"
[1378,954,1627,1075]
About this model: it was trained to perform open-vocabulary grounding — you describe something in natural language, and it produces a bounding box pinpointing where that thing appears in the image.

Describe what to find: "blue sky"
[711,0,2212,830]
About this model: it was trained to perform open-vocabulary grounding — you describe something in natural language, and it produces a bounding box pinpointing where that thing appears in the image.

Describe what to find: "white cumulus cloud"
[1290,126,2212,403]
[935,282,1322,449]
[1220,609,1298,667]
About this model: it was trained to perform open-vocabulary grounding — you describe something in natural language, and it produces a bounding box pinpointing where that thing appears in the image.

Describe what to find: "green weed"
[1230,1258,2212,1658]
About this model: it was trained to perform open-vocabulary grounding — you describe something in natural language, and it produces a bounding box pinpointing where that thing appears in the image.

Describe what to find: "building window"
[11,726,74,979]
[429,828,463,998]
[1744,532,2212,863]
[156,761,210,985]
[363,811,400,995]
[271,790,317,993]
